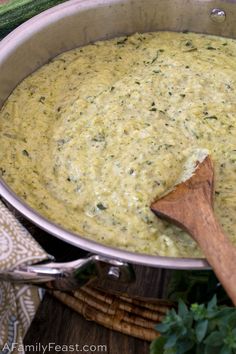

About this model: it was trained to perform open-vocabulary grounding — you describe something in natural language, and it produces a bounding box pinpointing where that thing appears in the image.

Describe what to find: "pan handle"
[0,255,135,290]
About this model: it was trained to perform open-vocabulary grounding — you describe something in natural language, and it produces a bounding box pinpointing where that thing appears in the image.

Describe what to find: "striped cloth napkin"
[0,200,49,354]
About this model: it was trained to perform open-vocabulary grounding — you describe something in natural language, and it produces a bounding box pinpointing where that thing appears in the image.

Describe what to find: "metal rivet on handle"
[210,8,226,23]
[108,266,120,279]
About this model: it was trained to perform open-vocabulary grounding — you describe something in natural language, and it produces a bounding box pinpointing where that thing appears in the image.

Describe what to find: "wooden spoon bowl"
[151,156,236,305]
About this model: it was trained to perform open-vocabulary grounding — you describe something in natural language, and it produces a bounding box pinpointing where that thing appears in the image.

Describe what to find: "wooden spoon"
[151,155,236,305]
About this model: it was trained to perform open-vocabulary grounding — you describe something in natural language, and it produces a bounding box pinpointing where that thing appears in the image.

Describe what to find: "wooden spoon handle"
[186,199,236,306]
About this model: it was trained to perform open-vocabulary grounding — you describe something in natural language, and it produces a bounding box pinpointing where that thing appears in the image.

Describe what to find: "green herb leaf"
[22,149,29,157]
[151,296,236,354]
[219,344,233,354]
[196,319,208,342]
[207,46,216,50]
[92,132,106,142]
[204,115,218,120]
[0,167,6,176]
[191,303,207,321]
[204,331,224,346]
[165,333,178,348]
[227,312,236,329]
[150,336,166,354]
[156,322,171,333]
[175,338,195,354]
[207,295,217,310]
[204,344,222,354]
[116,36,128,45]
[178,300,189,318]
[96,203,107,210]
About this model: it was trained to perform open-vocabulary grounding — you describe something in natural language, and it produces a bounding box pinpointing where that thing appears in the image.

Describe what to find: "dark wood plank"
[24,292,150,354]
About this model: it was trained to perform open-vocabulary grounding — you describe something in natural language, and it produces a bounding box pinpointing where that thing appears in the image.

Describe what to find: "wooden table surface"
[24,293,150,354]
[10,209,152,354]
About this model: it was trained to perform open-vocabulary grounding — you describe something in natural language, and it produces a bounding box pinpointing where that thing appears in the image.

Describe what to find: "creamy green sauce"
[0,31,236,257]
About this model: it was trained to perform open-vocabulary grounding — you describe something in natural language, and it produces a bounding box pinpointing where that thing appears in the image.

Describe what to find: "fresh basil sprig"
[150,296,236,354]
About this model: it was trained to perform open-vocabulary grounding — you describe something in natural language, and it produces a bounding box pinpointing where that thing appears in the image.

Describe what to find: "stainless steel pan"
[0,0,235,294]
